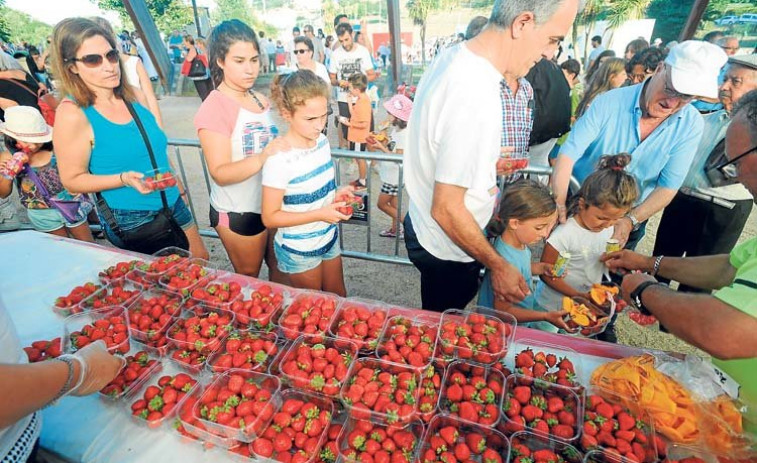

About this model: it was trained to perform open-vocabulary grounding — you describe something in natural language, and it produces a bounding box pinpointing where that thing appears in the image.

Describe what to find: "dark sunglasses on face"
[65,49,119,67]
[293,49,310,55]
[714,145,757,180]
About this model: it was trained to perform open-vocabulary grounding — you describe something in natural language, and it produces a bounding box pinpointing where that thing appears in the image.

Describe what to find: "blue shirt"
[478,237,536,312]
[682,110,730,191]
[561,82,704,202]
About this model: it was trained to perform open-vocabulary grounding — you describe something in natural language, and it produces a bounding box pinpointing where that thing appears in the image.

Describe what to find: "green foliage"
[407,0,457,64]
[93,0,194,35]
[604,0,653,29]
[212,0,276,36]
[0,5,51,45]
[647,0,692,44]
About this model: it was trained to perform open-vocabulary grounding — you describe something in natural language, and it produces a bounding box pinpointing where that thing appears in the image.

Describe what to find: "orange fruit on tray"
[589,284,618,307]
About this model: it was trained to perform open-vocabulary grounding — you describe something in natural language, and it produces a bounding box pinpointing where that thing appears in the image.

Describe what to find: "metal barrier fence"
[166,138,581,267]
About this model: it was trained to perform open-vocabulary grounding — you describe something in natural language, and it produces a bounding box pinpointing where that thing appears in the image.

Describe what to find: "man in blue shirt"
[552,41,727,250]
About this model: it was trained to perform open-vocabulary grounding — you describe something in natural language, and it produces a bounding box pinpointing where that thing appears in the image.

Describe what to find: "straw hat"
[0,106,53,143]
[382,94,413,122]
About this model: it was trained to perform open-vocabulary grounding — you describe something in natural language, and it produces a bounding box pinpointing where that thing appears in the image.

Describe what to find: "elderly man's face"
[644,63,694,119]
[720,64,757,113]
[725,116,757,201]
[720,38,740,56]
[511,0,579,79]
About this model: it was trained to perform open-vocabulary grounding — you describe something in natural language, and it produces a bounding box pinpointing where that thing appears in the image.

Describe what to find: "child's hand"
[338,80,350,89]
[533,262,565,279]
[321,202,352,223]
[262,137,291,160]
[543,310,573,332]
[339,116,350,126]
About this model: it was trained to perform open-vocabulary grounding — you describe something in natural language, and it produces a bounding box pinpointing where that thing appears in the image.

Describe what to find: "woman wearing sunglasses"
[293,36,331,135]
[50,17,208,259]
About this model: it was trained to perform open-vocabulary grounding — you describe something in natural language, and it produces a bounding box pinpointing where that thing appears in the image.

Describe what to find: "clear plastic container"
[166,308,235,354]
[63,305,130,355]
[174,385,236,450]
[328,298,398,353]
[127,288,185,342]
[166,346,212,374]
[131,337,171,358]
[193,369,282,443]
[417,414,510,463]
[205,331,282,375]
[98,258,145,286]
[125,362,201,429]
[130,247,193,285]
[158,258,217,297]
[436,306,517,366]
[337,417,424,463]
[580,386,658,463]
[340,357,422,425]
[99,349,162,400]
[500,373,583,443]
[125,268,155,290]
[437,359,507,427]
[505,338,585,390]
[510,430,584,463]
[231,279,292,333]
[277,290,342,342]
[185,272,246,313]
[250,389,335,463]
[277,335,358,397]
[375,314,440,371]
[418,360,446,423]
[142,167,179,191]
[78,282,143,312]
[562,296,614,338]
[51,281,102,317]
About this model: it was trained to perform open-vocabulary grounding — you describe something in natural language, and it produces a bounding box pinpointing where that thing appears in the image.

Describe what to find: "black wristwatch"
[629,281,663,316]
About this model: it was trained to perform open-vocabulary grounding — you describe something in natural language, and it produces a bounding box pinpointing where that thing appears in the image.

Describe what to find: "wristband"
[119,172,125,186]
[46,355,78,407]
[652,255,664,277]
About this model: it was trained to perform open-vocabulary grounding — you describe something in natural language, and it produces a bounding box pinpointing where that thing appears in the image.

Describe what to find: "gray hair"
[0,51,23,71]
[733,89,757,144]
[489,0,580,28]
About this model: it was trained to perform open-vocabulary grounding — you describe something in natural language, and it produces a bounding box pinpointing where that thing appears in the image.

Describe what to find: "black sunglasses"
[65,49,119,68]
[713,144,757,180]
[293,49,310,55]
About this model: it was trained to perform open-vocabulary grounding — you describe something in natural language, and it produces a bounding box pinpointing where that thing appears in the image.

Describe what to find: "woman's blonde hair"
[270,69,329,115]
[51,17,135,107]
[576,57,626,118]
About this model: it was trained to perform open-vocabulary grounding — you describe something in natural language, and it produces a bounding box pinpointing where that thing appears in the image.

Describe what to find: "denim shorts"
[100,198,195,248]
[27,208,87,232]
[274,236,341,275]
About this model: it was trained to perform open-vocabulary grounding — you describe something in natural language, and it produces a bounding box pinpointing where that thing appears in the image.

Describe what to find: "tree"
[92,0,194,35]
[647,0,693,44]
[0,6,51,45]
[0,0,11,43]
[603,0,653,48]
[574,0,607,65]
[407,0,456,65]
[213,0,276,37]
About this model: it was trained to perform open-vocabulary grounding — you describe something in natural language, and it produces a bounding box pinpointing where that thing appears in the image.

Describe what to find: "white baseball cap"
[664,40,728,99]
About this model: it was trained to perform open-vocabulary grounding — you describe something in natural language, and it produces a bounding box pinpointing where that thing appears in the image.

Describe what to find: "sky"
[5,0,216,27]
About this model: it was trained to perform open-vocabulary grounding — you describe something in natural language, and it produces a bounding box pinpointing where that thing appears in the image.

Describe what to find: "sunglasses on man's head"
[65,49,119,68]
[713,144,757,180]
[293,49,310,55]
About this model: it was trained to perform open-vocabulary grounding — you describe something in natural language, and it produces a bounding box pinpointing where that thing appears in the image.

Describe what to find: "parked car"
[715,15,739,25]
[738,13,757,24]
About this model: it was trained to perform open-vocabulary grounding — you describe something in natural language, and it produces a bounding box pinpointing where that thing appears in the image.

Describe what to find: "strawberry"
[437,310,513,364]
[278,293,339,341]
[99,350,157,398]
[280,337,354,397]
[129,373,198,428]
[377,317,438,368]
[330,302,389,351]
[547,396,564,413]
[512,386,532,405]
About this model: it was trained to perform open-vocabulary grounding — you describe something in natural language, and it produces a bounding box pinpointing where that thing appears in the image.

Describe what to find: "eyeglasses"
[661,66,694,101]
[65,49,119,68]
[293,49,310,55]
[713,144,757,180]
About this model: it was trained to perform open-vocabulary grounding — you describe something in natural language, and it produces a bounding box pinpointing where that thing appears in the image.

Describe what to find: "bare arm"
[612,187,677,246]
[539,244,586,298]
[604,251,736,291]
[623,274,757,360]
[329,72,339,87]
[135,60,163,128]
[53,102,149,194]
[261,186,349,228]
[431,182,529,302]
[0,152,13,199]
[0,70,26,80]
[550,154,575,223]
[493,298,571,330]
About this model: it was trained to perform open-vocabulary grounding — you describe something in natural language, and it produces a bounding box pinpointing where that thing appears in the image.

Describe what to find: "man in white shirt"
[304,25,325,64]
[403,0,580,311]
[328,23,376,149]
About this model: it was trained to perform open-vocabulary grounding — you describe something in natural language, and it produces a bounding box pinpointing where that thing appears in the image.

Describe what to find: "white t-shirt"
[534,217,613,312]
[299,61,331,94]
[405,43,503,262]
[194,90,279,214]
[262,135,338,255]
[123,55,140,90]
[328,43,374,103]
[379,127,407,186]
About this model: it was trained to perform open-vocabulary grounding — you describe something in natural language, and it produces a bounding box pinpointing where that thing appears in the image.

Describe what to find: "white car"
[715,15,739,25]
[738,13,757,24]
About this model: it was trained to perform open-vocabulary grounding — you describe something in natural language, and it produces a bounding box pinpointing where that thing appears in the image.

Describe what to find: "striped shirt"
[262,134,337,256]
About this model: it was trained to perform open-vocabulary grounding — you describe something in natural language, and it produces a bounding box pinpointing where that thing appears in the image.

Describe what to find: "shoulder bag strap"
[1,77,38,98]
[123,99,170,212]
[22,163,52,200]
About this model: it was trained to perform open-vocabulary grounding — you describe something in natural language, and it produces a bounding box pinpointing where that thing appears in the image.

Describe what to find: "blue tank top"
[82,102,178,211]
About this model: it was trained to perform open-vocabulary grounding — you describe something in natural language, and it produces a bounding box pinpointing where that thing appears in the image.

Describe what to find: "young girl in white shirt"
[261,70,357,295]
[533,154,639,332]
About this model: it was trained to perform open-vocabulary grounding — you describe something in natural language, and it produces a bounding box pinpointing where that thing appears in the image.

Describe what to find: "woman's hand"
[261,137,291,161]
[120,171,152,194]
[320,202,352,224]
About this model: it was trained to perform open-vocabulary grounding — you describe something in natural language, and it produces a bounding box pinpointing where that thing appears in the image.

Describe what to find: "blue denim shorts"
[100,198,195,248]
[274,236,341,274]
[27,208,88,232]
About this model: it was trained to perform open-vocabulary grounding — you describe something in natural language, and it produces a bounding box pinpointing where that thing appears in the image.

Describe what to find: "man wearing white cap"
[654,54,757,292]
[551,40,728,251]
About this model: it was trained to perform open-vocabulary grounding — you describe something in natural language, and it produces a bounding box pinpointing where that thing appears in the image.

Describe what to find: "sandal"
[379,229,397,238]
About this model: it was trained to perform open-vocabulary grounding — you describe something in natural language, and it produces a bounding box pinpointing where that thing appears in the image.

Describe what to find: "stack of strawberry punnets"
[279,336,355,396]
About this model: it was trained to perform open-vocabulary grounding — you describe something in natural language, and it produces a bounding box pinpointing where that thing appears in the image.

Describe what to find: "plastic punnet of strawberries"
[439,360,506,427]
[338,417,422,463]
[376,316,438,369]
[280,336,356,397]
[67,308,130,354]
[229,283,286,332]
[167,310,235,353]
[278,293,339,341]
[159,261,214,296]
[127,290,184,342]
[130,373,198,428]
[99,260,143,284]
[437,309,515,365]
[330,300,391,352]
[53,282,100,315]
[513,347,581,389]
[419,415,509,463]
[100,350,159,399]
[208,331,281,373]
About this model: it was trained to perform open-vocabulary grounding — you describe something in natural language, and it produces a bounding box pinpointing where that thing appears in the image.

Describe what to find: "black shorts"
[349,141,367,152]
[338,101,375,138]
[209,205,266,237]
